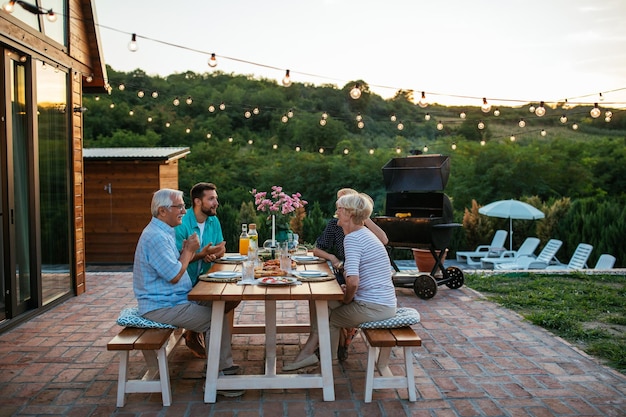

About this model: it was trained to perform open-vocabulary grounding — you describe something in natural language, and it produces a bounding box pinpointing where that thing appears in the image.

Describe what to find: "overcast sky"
[93,0,626,107]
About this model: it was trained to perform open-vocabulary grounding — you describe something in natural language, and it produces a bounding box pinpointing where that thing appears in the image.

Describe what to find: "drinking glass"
[242,259,255,283]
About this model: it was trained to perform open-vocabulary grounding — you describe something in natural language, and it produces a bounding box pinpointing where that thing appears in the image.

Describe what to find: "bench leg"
[156,346,172,406]
[116,351,129,407]
[404,347,416,402]
[364,345,377,403]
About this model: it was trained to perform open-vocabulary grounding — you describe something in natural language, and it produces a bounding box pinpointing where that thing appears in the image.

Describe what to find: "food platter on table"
[253,259,296,278]
[256,276,298,286]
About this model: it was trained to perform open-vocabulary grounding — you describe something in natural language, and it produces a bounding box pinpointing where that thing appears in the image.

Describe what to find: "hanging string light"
[481,97,491,113]
[424,113,431,121]
[535,101,546,117]
[3,0,57,21]
[590,103,601,118]
[349,84,362,99]
[390,114,397,122]
[560,114,568,124]
[417,91,428,108]
[436,121,444,130]
[459,112,466,119]
[493,109,501,116]
[518,118,526,128]
[282,69,292,87]
[128,33,138,52]
[397,121,404,130]
[152,91,158,98]
[208,53,218,68]
[477,121,485,130]
[540,129,547,136]
[510,135,516,142]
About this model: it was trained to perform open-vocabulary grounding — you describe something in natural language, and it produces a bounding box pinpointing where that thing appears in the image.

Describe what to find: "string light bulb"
[206,133,212,139]
[369,149,375,155]
[321,112,328,119]
[357,121,365,129]
[418,91,428,108]
[173,97,180,106]
[493,109,500,116]
[128,33,138,52]
[459,112,466,119]
[481,97,491,113]
[219,102,226,110]
[518,119,526,128]
[46,9,56,22]
[397,122,404,130]
[281,114,288,123]
[510,135,516,142]
[272,144,278,149]
[349,84,362,99]
[282,69,292,87]
[355,113,362,122]
[287,109,294,118]
[295,146,301,152]
[244,110,251,118]
[451,142,457,150]
[424,113,431,121]
[572,123,579,130]
[343,148,349,155]
[2,1,15,12]
[477,121,485,130]
[253,107,260,115]
[540,129,547,137]
[590,103,601,118]
[535,101,546,117]
[319,147,324,153]
[319,118,327,126]
[480,139,486,146]
[423,145,429,153]
[436,121,444,131]
[560,115,568,124]
[390,114,397,122]
[137,91,144,98]
[152,91,158,98]
[186,96,193,105]
[395,147,402,154]
[208,104,215,112]
[208,53,217,68]
[248,139,253,144]
[529,105,536,113]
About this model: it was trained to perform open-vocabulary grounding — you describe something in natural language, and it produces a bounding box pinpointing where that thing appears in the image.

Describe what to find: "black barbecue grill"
[372,155,464,299]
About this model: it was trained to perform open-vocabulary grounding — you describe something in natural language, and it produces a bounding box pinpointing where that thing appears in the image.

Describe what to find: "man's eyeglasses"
[169,204,186,211]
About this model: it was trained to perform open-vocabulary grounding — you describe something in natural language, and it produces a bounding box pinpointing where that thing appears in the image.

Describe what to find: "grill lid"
[382,155,450,192]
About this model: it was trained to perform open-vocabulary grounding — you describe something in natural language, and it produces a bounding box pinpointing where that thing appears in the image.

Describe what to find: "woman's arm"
[365,218,388,245]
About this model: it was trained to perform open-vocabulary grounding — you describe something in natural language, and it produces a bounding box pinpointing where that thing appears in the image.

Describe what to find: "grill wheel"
[413,274,438,299]
[444,267,465,289]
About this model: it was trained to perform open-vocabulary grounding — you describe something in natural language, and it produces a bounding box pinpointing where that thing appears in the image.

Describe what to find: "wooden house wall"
[84,160,180,263]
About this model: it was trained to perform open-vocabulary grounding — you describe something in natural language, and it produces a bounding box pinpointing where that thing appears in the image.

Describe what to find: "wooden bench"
[107,327,184,407]
[361,326,422,402]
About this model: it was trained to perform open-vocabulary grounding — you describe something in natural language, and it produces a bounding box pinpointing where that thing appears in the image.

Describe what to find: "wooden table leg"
[265,300,277,376]
[204,300,225,403]
[315,299,335,401]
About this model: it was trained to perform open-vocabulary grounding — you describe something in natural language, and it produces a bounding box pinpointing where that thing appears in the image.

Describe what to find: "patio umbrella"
[478,199,545,250]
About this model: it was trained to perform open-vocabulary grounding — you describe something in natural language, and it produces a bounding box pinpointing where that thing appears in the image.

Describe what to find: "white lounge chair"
[456,230,508,265]
[545,243,593,270]
[480,237,540,269]
[496,239,562,270]
[594,254,616,270]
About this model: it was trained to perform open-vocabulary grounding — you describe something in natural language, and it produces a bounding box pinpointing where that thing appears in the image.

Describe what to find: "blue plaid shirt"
[133,217,193,315]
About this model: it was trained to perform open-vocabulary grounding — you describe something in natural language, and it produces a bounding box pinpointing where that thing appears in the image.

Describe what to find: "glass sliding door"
[36,61,72,304]
[5,53,35,315]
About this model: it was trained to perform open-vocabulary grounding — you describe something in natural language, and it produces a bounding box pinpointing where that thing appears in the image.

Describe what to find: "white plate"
[298,270,328,277]
[208,271,241,279]
[292,255,319,262]
[256,276,298,285]
[221,255,247,261]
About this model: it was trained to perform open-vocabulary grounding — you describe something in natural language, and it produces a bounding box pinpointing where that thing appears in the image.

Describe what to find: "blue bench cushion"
[116,307,177,329]
[359,307,421,329]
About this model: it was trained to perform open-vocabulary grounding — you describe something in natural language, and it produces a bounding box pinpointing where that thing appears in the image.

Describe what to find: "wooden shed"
[84,147,190,263]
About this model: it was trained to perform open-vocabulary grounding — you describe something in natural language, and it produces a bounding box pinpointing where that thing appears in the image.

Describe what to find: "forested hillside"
[83,66,626,265]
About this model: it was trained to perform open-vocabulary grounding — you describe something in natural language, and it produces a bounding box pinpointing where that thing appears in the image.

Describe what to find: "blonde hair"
[337,193,373,224]
[337,188,358,198]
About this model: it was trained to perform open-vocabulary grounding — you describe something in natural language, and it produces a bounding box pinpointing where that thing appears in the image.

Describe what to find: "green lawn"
[464,272,626,373]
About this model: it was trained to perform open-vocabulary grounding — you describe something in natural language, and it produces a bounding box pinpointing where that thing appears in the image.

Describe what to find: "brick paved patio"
[0,270,624,417]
